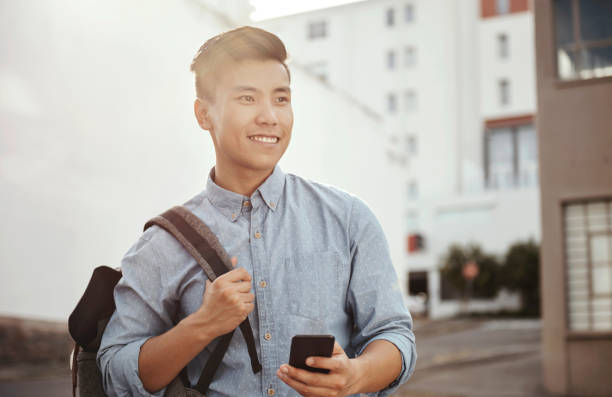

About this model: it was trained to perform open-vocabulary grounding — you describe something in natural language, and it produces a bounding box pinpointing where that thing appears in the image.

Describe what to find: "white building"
[258,0,539,318]
[0,0,403,320]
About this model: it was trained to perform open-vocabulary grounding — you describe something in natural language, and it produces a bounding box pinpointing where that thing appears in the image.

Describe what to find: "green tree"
[439,243,502,299]
[501,239,540,316]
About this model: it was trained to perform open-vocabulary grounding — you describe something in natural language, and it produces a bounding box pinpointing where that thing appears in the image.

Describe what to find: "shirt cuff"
[356,332,417,397]
[101,336,168,397]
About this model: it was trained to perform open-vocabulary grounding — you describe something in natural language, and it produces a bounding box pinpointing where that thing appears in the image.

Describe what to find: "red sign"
[463,261,479,280]
[406,234,424,253]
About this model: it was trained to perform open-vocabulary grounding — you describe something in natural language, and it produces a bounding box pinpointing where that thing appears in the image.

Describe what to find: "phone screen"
[289,334,335,374]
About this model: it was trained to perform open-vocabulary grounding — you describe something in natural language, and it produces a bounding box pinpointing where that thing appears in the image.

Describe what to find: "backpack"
[68,206,262,397]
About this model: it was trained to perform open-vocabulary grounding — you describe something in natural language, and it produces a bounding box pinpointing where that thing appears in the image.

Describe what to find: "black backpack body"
[68,206,261,397]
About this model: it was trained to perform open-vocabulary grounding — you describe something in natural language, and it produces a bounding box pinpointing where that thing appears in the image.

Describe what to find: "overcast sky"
[249,0,363,20]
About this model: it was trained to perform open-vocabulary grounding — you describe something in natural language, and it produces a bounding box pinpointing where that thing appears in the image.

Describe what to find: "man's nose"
[255,102,279,126]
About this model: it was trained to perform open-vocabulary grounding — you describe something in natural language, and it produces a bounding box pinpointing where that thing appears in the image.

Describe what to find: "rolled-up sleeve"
[346,197,417,396]
[97,233,177,397]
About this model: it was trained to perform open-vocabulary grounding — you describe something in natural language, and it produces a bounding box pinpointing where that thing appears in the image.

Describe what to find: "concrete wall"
[534,1,612,395]
[0,0,402,321]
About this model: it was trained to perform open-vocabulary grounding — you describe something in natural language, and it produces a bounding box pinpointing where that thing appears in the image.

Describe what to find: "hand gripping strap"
[144,206,262,391]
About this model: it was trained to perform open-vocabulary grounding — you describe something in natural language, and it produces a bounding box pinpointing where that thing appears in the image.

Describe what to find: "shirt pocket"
[283,251,340,321]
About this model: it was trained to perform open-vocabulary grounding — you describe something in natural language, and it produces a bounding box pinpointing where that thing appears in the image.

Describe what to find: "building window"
[404,90,417,111]
[564,199,612,331]
[555,0,612,80]
[307,21,327,39]
[497,0,510,14]
[485,123,538,189]
[408,180,418,199]
[404,46,416,67]
[387,93,397,113]
[499,79,510,105]
[387,50,396,69]
[406,135,417,155]
[498,33,509,59]
[405,4,415,22]
[386,8,395,26]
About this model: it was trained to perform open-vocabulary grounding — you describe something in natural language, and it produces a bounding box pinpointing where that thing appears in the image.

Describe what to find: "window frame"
[386,8,395,27]
[483,120,537,190]
[553,0,612,82]
[498,78,510,106]
[562,198,612,337]
[498,33,509,59]
[307,20,327,40]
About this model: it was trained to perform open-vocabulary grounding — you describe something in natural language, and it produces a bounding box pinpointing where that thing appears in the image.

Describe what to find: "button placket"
[250,208,275,393]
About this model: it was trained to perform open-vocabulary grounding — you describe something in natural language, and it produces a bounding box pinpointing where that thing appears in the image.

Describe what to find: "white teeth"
[249,136,278,143]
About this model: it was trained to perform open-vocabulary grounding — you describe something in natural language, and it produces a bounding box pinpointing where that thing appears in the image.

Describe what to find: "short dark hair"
[190,26,290,101]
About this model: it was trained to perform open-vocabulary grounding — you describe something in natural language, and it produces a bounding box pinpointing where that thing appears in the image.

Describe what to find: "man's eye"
[239,96,255,102]
[276,96,290,103]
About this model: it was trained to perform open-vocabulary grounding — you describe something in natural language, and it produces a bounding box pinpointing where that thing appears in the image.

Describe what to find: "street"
[0,318,549,397]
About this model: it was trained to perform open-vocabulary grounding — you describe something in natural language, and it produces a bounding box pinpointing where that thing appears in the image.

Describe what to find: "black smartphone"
[289,334,335,374]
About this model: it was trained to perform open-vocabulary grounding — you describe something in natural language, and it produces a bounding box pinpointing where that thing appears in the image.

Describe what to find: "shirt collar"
[205,165,286,221]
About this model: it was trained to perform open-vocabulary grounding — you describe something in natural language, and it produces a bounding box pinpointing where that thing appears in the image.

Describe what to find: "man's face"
[196,59,293,177]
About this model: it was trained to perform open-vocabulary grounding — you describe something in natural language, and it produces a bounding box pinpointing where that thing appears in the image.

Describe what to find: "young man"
[98,26,416,397]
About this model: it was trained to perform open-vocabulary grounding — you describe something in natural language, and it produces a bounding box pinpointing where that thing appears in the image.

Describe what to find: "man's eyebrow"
[274,86,291,94]
[232,86,258,92]
[231,85,291,94]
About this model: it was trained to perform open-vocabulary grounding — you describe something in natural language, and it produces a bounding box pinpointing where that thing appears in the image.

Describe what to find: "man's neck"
[213,165,274,197]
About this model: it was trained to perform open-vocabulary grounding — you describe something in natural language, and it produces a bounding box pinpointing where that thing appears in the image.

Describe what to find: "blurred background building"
[534,0,612,396]
[257,0,539,318]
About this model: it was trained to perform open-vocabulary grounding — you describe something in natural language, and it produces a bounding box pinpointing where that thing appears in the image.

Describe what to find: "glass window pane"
[592,265,612,295]
[497,0,510,14]
[555,0,575,46]
[517,124,538,187]
[386,8,395,26]
[579,0,612,42]
[405,4,414,22]
[590,235,611,263]
[579,46,612,79]
[558,48,579,80]
[387,50,396,69]
[487,128,514,188]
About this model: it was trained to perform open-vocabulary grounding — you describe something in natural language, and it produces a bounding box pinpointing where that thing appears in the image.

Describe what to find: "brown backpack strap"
[144,206,262,393]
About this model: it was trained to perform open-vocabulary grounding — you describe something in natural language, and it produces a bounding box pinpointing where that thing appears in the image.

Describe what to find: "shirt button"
[264,332,272,341]
[270,201,275,208]
[231,213,237,220]
[259,280,267,288]
[267,388,275,396]
[243,200,250,207]
[254,231,261,239]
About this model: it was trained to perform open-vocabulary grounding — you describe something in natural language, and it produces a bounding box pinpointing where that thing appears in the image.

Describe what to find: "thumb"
[231,256,238,268]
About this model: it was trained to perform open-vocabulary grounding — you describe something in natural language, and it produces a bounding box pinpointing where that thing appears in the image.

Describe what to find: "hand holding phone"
[288,334,335,374]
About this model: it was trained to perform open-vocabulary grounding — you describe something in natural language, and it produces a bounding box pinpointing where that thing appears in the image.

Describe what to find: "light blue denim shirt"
[97,166,416,397]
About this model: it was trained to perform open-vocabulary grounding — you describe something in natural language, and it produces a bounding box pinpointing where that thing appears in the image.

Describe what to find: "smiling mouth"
[248,136,279,144]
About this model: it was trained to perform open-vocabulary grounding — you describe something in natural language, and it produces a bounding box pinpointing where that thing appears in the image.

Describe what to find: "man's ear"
[194,98,213,131]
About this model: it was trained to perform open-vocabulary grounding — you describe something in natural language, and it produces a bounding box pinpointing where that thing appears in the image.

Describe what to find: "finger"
[231,256,238,268]
[279,364,336,389]
[277,367,334,396]
[239,292,255,304]
[243,302,255,315]
[305,356,342,372]
[229,280,252,293]
[219,267,252,283]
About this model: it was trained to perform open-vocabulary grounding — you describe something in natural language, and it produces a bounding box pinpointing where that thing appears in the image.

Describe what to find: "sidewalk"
[393,318,553,397]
